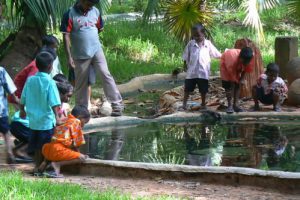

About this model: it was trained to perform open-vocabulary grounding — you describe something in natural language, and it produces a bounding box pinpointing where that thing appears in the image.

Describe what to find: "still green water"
[82,122,300,172]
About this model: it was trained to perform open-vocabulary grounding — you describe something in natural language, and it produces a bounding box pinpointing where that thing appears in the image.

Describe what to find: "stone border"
[63,159,300,194]
[84,111,300,133]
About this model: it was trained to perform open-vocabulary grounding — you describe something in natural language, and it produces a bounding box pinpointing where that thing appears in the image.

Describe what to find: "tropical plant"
[143,0,283,43]
[0,0,110,75]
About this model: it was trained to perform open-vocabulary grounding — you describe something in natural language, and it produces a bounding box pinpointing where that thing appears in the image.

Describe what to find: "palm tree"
[143,0,282,43]
[0,0,110,76]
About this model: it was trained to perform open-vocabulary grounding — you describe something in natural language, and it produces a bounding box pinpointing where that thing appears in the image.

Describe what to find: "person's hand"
[183,63,187,72]
[68,57,75,69]
[240,79,246,85]
[56,116,67,125]
[20,110,26,119]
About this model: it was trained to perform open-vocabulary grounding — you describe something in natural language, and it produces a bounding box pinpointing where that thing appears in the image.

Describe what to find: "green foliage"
[116,37,158,62]
[0,171,130,200]
[164,0,213,42]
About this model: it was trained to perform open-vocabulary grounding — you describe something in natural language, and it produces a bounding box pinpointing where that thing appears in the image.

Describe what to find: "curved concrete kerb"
[84,111,300,133]
[63,159,300,194]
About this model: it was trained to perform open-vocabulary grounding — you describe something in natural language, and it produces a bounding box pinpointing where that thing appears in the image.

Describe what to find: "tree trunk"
[0,26,44,77]
[234,38,264,98]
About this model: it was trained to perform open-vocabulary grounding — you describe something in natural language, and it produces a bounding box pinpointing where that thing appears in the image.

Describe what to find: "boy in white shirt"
[181,24,221,110]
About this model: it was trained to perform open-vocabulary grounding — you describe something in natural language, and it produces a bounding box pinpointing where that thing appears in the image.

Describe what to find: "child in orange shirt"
[39,105,90,178]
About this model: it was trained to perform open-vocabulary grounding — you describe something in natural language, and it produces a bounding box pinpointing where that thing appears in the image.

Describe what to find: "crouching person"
[39,105,90,178]
[252,63,288,112]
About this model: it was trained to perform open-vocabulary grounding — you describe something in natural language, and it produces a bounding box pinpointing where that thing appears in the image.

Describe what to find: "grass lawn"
[0,171,177,200]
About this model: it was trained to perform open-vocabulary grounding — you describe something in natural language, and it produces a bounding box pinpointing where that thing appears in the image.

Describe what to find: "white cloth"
[50,57,63,78]
[257,74,287,95]
[182,39,221,80]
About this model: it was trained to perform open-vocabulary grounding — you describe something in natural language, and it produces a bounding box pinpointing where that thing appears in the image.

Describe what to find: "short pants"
[184,78,209,94]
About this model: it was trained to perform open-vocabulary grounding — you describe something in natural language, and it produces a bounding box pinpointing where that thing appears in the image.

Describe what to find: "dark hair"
[88,0,99,3]
[42,35,59,46]
[71,105,90,119]
[36,51,54,72]
[266,63,280,74]
[56,81,73,95]
[192,23,206,33]
[53,74,68,83]
[239,47,253,64]
[40,46,57,59]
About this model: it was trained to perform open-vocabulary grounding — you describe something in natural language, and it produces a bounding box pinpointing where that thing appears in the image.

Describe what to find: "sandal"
[226,106,234,114]
[43,171,64,178]
[273,107,282,112]
[233,106,244,113]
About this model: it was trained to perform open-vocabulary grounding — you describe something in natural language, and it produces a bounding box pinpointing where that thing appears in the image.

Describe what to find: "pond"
[81,122,300,172]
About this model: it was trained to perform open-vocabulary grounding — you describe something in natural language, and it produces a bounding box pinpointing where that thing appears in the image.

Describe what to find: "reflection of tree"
[184,124,226,166]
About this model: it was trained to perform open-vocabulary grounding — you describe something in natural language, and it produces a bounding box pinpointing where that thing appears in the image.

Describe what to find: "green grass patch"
[0,171,129,200]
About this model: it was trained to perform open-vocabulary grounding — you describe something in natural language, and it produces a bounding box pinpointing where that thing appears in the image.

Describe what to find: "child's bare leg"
[233,83,243,112]
[88,85,92,109]
[272,92,281,111]
[33,150,44,172]
[201,93,206,107]
[2,132,15,163]
[182,91,189,110]
[38,159,50,173]
[252,86,260,110]
[225,88,234,113]
[52,154,86,175]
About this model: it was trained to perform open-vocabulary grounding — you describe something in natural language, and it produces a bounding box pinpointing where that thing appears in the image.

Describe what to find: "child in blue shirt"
[0,67,19,163]
[20,51,66,173]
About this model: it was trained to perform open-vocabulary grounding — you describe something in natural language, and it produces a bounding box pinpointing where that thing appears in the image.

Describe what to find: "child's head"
[54,74,73,103]
[53,74,68,83]
[239,47,253,65]
[36,51,54,73]
[266,63,279,83]
[191,23,206,43]
[71,105,90,127]
[42,35,59,50]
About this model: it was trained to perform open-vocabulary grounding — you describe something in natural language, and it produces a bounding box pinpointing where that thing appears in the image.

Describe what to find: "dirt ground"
[1,160,300,200]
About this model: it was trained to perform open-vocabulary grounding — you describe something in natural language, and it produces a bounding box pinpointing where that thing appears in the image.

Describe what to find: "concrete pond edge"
[78,111,300,193]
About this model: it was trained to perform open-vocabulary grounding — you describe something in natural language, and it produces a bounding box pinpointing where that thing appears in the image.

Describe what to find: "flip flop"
[15,157,33,163]
[226,107,234,114]
[233,106,244,112]
[43,171,64,178]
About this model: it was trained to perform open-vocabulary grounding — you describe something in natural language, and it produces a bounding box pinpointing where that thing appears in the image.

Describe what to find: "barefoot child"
[252,63,288,112]
[40,105,90,178]
[182,23,221,110]
[0,67,19,163]
[20,51,65,174]
[220,47,254,113]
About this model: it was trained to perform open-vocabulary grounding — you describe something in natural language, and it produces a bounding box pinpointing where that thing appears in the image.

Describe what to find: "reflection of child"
[182,23,221,110]
[39,105,90,178]
[252,63,288,112]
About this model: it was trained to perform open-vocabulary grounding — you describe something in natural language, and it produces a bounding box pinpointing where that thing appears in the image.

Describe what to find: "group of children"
[0,23,289,177]
[1,35,90,178]
[182,24,288,113]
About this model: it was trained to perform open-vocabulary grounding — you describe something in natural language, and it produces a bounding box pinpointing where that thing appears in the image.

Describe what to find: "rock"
[286,57,300,85]
[99,101,112,116]
[288,79,300,105]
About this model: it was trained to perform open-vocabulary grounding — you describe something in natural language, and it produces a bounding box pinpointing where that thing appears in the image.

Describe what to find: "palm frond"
[143,0,161,22]
[164,0,213,43]
[242,0,265,42]
[286,0,300,20]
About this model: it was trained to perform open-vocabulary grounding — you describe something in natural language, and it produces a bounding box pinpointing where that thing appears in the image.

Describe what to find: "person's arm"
[63,34,75,69]
[208,41,222,59]
[182,42,190,72]
[52,106,67,125]
[239,71,246,85]
[19,104,26,119]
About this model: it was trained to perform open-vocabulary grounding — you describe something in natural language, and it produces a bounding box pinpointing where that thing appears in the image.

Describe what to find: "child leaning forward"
[39,105,90,178]
[252,63,288,112]
[181,23,221,110]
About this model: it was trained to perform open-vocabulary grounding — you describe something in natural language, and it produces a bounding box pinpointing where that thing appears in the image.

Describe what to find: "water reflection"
[82,122,300,172]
